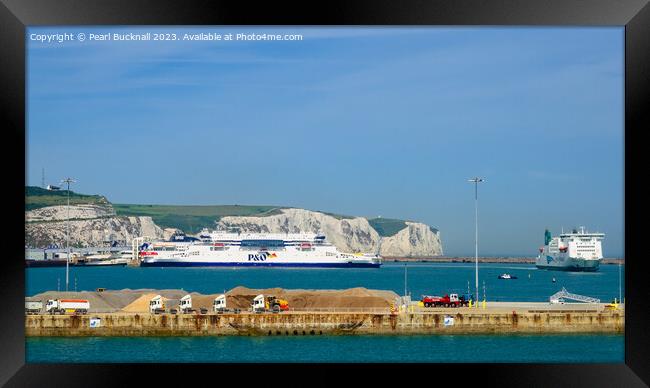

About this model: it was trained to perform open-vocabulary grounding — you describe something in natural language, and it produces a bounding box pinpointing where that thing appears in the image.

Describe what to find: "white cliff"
[216,208,443,257]
[25,204,443,257]
[25,204,164,247]
[217,208,380,253]
[379,222,443,257]
[26,204,115,222]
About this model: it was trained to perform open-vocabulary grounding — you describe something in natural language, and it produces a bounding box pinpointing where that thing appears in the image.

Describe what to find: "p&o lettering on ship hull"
[248,253,268,261]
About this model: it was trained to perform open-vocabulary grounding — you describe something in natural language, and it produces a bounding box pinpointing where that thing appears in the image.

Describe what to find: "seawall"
[25,309,624,336]
[384,257,624,264]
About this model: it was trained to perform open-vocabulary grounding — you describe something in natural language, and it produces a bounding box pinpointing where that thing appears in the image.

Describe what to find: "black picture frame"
[2,0,648,386]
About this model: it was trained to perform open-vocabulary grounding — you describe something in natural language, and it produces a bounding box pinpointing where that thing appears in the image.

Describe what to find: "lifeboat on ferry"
[299,243,313,251]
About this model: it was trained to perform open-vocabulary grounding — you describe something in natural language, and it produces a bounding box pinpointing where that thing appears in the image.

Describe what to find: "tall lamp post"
[61,177,76,292]
[468,177,484,304]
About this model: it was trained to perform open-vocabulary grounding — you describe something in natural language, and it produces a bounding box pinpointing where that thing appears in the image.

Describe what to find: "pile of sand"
[186,293,222,311]
[29,286,399,312]
[29,290,145,313]
[223,286,398,309]
[121,293,161,312]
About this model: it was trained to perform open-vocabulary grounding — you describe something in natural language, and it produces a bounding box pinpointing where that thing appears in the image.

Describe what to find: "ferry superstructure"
[535,227,604,272]
[138,231,382,268]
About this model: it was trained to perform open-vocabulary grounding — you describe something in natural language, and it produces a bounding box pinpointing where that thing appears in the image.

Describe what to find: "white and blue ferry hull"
[536,255,601,272]
[140,260,381,268]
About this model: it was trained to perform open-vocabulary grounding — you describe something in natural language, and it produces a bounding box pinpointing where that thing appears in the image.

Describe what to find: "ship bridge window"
[240,240,285,248]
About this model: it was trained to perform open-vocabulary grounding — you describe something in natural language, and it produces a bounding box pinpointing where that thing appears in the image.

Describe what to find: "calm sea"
[25,262,625,363]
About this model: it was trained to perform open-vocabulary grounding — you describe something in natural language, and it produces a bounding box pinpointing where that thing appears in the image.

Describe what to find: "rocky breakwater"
[216,208,443,257]
[25,204,164,248]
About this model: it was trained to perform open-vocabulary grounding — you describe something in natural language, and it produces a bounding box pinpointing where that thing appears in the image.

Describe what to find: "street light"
[468,177,484,305]
[60,177,76,292]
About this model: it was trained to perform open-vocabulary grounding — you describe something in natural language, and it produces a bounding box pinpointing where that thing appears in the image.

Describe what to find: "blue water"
[25,262,625,363]
[27,334,623,363]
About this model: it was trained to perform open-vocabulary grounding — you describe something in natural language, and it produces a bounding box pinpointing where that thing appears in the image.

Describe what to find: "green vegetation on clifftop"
[25,186,109,211]
[113,204,285,234]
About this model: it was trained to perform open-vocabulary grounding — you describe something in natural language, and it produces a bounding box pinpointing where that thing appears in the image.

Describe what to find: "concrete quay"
[25,303,624,336]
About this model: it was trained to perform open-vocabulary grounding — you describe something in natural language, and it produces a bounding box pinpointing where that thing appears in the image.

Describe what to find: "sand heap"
[118,289,193,312]
[185,293,223,311]
[122,293,162,313]
[223,286,398,310]
[29,286,399,313]
[30,289,145,313]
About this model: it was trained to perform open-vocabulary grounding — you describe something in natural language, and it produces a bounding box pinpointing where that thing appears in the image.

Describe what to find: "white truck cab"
[252,294,265,313]
[179,294,193,313]
[149,295,164,313]
[45,299,57,313]
[213,294,227,313]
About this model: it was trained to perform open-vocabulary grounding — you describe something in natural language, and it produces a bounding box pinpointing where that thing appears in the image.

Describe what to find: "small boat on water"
[497,273,518,279]
[77,258,128,266]
[75,252,128,266]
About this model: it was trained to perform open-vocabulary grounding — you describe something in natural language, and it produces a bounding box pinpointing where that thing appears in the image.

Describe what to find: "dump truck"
[252,294,289,313]
[149,295,166,314]
[46,299,89,315]
[25,300,43,315]
[178,294,195,314]
[421,293,470,308]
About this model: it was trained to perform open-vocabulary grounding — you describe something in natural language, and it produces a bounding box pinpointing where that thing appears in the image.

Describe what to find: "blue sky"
[26,27,624,257]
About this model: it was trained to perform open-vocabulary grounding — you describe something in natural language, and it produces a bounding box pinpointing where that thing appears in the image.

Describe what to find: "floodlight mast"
[468,177,484,304]
[60,177,76,292]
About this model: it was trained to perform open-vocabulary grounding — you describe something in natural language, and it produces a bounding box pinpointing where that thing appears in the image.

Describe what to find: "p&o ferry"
[138,231,382,268]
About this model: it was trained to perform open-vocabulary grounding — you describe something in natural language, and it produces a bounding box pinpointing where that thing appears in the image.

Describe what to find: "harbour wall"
[25,310,624,336]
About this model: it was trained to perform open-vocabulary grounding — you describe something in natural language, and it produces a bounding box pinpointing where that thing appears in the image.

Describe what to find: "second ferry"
[138,231,382,268]
[536,227,604,272]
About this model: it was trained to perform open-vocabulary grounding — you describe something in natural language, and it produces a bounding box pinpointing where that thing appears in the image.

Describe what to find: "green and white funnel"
[544,229,552,246]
